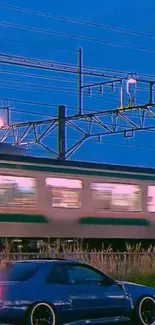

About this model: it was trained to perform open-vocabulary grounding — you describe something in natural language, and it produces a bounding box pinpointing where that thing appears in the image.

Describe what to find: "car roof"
[12,259,82,265]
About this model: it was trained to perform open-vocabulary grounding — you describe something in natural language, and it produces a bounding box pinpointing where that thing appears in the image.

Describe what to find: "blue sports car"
[0,259,154,325]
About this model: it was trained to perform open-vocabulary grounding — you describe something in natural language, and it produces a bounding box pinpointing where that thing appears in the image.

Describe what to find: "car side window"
[65,265,105,285]
[46,265,68,284]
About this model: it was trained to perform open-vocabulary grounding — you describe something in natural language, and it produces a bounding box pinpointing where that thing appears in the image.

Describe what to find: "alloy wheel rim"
[32,305,53,325]
[140,298,155,325]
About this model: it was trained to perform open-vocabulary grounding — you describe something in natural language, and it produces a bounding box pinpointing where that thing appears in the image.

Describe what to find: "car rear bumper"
[0,304,26,325]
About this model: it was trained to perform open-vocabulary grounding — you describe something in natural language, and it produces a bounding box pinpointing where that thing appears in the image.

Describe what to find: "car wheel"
[28,302,56,325]
[135,296,155,325]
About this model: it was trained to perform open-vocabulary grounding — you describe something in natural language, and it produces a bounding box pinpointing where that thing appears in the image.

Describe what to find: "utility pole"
[58,105,66,160]
[5,101,10,126]
[78,48,83,115]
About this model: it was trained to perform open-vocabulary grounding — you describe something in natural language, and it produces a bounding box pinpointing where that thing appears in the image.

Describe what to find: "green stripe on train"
[0,214,48,223]
[1,162,155,181]
[79,217,150,226]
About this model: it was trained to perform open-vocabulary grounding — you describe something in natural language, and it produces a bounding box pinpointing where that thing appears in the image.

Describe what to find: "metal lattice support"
[0,104,154,159]
[0,50,155,159]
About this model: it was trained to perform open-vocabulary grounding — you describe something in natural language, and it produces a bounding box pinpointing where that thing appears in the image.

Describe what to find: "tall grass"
[48,241,155,286]
[1,241,155,286]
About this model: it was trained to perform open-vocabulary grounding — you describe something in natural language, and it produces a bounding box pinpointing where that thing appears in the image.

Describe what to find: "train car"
[0,153,154,239]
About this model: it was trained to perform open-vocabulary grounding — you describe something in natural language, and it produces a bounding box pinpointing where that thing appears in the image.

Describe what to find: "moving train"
[0,147,154,241]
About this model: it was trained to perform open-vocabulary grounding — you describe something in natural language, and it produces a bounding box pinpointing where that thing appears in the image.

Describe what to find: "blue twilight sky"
[0,0,155,167]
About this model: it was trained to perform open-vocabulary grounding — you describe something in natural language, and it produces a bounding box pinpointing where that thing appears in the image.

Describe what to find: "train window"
[91,183,141,212]
[147,186,155,212]
[46,177,82,208]
[0,175,37,208]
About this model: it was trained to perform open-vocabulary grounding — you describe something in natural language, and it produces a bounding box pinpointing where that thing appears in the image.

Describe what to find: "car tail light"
[0,287,3,299]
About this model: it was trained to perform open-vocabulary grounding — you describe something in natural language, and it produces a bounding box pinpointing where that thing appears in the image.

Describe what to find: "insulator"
[127,73,137,96]
[111,83,115,92]
[99,84,104,95]
[88,87,92,96]
[98,135,101,142]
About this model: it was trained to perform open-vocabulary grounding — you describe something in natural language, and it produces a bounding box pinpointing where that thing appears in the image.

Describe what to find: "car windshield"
[0,262,40,281]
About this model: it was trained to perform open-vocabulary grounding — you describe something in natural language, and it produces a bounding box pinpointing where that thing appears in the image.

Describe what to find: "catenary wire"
[3,34,155,80]
[0,66,149,100]
[3,92,153,125]
[10,108,55,118]
[0,76,149,102]
[0,85,149,126]
[0,74,150,94]
[0,69,78,84]
[0,74,149,107]
[0,97,76,109]
[0,51,155,82]
[0,76,78,90]
[1,95,154,134]
[0,79,147,107]
[1,64,155,88]
[1,51,155,86]
[0,3,155,40]
[0,34,144,80]
[0,36,71,53]
[1,21,155,54]
[0,5,154,153]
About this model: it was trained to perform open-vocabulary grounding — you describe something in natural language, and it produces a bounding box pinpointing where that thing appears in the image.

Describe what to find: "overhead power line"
[1,62,155,81]
[2,34,155,78]
[0,52,129,80]
[0,68,152,92]
[0,36,70,53]
[10,108,55,118]
[0,84,145,110]
[0,96,72,108]
[0,48,155,81]
[0,81,77,96]
[0,2,155,40]
[0,69,78,84]
[0,45,154,159]
[0,72,146,99]
[0,72,78,86]
[1,21,155,54]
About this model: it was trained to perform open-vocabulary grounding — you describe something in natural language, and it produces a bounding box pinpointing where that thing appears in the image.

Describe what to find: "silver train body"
[0,146,153,239]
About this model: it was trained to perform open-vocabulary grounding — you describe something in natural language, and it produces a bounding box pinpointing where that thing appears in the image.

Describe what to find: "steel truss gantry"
[0,49,155,159]
[0,104,155,159]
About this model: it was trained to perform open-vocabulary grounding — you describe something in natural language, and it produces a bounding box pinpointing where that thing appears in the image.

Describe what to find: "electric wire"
[0,2,155,40]
[0,79,147,110]
[0,74,148,98]
[10,108,55,118]
[0,51,155,85]
[0,97,75,109]
[0,5,154,149]
[0,67,154,95]
[0,93,154,147]
[0,76,77,90]
[1,5,155,79]
[0,36,71,53]
[0,69,78,84]
[0,74,149,94]
[0,72,148,111]
[1,21,155,54]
